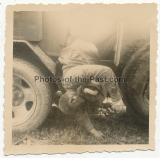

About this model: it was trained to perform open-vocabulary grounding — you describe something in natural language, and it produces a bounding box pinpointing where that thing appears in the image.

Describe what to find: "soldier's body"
[58,38,126,140]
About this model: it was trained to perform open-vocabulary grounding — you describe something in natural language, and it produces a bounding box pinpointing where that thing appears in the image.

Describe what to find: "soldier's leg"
[97,66,126,113]
[82,65,126,113]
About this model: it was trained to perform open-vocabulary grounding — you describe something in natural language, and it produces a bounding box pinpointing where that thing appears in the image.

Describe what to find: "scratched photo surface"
[4,4,157,154]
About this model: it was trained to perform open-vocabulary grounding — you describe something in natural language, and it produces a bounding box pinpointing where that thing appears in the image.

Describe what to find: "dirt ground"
[12,106,149,145]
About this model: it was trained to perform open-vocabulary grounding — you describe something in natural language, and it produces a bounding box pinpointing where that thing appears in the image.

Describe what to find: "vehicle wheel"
[121,44,149,124]
[13,58,53,132]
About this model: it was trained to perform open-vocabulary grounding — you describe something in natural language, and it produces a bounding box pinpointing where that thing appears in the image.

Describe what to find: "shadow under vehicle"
[12,4,157,132]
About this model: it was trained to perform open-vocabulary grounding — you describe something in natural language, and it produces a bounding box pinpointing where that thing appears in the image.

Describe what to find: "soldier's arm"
[76,109,105,140]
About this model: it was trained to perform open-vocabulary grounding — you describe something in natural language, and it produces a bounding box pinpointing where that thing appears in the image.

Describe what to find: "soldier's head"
[59,90,86,114]
[59,83,102,114]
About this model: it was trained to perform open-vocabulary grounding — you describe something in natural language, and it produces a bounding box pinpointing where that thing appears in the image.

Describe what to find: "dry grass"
[12,107,149,145]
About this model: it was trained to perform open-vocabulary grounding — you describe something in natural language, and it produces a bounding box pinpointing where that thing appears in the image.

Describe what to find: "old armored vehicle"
[12,4,157,132]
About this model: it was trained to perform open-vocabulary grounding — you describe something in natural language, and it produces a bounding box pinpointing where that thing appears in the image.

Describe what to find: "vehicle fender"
[13,40,56,75]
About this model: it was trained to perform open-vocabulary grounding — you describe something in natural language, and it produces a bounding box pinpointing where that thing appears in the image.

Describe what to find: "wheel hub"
[143,81,149,107]
[12,74,36,126]
[12,85,25,106]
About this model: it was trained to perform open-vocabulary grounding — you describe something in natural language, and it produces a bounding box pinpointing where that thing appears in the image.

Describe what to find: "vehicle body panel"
[13,4,156,75]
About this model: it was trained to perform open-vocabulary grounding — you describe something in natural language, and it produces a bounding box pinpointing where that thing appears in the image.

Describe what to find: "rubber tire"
[13,58,53,132]
[120,44,149,124]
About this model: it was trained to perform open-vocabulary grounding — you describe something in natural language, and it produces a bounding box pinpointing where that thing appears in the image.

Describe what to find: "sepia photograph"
[4,3,157,154]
